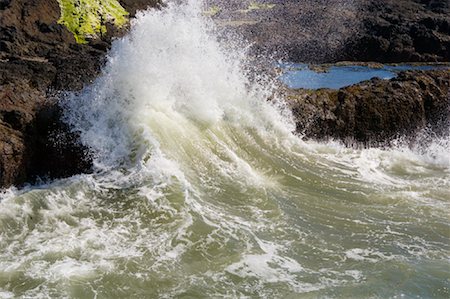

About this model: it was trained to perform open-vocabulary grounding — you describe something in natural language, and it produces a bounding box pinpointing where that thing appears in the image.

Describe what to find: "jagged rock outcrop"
[286,70,450,145]
[0,0,160,187]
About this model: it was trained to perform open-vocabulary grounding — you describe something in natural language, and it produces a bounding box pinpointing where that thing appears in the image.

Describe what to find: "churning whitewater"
[1,1,449,298]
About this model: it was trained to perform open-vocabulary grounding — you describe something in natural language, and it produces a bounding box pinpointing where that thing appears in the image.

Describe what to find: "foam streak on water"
[1,1,449,298]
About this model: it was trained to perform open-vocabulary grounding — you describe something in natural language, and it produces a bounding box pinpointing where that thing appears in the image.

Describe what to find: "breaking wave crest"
[0,1,449,298]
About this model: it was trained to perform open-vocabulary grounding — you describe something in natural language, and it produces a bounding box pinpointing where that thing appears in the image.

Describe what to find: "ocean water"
[0,2,449,298]
[280,63,450,89]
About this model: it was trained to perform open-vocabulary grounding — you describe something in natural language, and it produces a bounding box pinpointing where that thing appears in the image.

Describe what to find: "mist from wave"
[0,1,449,298]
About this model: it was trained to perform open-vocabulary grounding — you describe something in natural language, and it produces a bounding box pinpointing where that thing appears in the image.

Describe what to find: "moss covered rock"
[57,0,129,43]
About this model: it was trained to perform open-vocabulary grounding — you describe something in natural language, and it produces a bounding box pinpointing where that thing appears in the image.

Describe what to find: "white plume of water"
[61,0,450,187]
[62,0,294,173]
[1,1,450,297]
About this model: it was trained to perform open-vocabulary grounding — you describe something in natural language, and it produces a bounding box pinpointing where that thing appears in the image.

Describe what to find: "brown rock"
[286,70,450,146]
[212,0,450,63]
[0,0,161,187]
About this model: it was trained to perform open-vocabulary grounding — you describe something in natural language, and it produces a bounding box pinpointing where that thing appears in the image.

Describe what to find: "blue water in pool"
[280,63,450,89]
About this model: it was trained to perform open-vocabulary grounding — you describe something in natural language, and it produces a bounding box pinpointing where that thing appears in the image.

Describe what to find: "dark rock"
[0,0,161,188]
[24,103,93,183]
[1,109,26,130]
[212,0,450,63]
[286,70,450,146]
[344,0,450,63]
[36,20,57,33]
[119,0,161,16]
[411,25,442,54]
[0,0,11,10]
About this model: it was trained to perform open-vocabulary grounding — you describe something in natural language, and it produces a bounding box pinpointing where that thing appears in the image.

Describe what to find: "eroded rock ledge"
[286,70,450,146]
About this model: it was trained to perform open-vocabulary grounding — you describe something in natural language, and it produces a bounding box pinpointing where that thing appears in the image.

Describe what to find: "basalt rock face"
[287,70,450,145]
[0,0,160,187]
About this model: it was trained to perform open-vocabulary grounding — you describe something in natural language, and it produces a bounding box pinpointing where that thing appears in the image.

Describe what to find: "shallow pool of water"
[280,63,450,89]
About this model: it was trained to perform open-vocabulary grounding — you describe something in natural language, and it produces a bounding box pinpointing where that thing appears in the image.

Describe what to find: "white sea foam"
[0,0,449,297]
[62,0,293,174]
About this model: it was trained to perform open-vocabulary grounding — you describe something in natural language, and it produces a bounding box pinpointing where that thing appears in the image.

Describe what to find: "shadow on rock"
[23,103,93,186]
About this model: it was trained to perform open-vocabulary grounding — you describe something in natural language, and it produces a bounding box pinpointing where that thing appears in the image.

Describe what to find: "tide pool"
[280,63,450,89]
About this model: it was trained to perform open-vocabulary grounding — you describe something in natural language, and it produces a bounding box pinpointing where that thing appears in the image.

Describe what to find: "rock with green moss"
[239,1,275,13]
[57,0,129,43]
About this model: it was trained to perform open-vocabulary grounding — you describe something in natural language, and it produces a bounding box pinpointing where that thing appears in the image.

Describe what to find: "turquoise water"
[280,63,450,89]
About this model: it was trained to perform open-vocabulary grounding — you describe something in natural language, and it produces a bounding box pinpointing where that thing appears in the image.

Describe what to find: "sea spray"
[0,1,449,298]
[62,0,294,173]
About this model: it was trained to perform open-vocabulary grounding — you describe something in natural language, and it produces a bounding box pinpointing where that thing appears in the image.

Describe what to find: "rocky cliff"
[0,0,160,187]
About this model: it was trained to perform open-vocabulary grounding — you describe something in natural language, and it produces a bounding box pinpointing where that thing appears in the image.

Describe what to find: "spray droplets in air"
[62,0,295,172]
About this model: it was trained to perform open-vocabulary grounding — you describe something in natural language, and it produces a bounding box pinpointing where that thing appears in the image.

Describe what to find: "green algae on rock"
[239,2,275,13]
[57,0,129,43]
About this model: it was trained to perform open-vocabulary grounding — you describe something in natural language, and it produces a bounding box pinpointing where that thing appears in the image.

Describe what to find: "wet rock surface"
[286,70,450,145]
[0,0,160,187]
